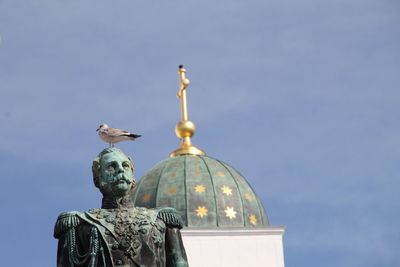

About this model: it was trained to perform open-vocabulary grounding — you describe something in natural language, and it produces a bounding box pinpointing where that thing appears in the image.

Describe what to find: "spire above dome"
[170,65,205,157]
[131,66,270,229]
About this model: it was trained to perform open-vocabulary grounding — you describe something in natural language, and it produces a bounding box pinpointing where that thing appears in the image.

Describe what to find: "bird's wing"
[105,128,130,137]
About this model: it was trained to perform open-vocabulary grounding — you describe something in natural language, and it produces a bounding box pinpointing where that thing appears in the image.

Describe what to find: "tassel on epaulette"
[157,208,184,229]
[54,211,81,238]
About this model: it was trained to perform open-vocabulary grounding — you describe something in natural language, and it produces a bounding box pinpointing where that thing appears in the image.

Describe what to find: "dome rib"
[132,159,165,205]
[225,163,269,226]
[257,197,269,225]
[154,160,169,207]
[198,155,220,227]
[132,168,144,204]
[237,165,269,225]
[183,156,189,226]
[216,158,246,227]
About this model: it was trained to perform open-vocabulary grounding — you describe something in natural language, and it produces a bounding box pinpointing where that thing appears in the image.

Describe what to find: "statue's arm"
[56,233,74,267]
[165,227,189,267]
[157,208,189,267]
[54,211,82,267]
[54,211,109,267]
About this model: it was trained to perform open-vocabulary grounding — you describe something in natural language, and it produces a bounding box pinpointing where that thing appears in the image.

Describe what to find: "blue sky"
[0,0,399,266]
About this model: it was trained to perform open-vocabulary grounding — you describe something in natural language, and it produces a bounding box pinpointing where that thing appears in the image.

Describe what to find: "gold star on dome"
[249,214,257,225]
[194,184,206,193]
[194,166,202,176]
[224,206,237,219]
[244,192,253,201]
[221,185,232,196]
[196,206,208,218]
[142,193,151,202]
[167,187,177,195]
[216,171,225,177]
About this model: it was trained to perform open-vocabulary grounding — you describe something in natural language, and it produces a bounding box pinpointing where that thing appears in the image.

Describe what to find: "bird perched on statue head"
[96,123,141,147]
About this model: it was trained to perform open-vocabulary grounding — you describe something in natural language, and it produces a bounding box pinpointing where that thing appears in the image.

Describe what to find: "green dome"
[131,155,268,228]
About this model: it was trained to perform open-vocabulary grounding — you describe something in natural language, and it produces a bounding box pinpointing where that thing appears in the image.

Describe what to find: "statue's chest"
[88,208,165,260]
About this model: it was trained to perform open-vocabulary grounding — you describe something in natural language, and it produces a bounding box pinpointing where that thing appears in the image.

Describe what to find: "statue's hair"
[92,147,135,188]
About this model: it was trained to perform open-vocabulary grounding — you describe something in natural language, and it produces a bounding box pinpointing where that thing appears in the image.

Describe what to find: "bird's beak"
[96,127,100,132]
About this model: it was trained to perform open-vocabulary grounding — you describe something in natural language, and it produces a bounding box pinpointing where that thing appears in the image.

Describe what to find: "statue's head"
[92,148,136,198]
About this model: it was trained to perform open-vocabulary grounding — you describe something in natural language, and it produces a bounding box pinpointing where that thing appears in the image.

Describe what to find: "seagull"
[96,123,141,147]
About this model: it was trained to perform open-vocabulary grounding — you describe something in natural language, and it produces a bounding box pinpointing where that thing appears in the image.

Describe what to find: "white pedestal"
[181,227,285,267]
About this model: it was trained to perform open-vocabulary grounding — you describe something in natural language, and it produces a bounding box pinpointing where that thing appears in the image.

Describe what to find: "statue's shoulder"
[155,207,184,229]
[54,211,84,239]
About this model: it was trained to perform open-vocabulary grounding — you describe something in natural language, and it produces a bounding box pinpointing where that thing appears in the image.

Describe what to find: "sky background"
[0,0,399,266]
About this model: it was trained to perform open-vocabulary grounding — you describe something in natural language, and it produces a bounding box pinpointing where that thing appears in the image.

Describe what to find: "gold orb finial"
[170,65,205,157]
[175,120,195,138]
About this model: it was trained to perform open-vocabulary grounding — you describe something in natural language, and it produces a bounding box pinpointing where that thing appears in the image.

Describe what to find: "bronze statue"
[54,148,189,266]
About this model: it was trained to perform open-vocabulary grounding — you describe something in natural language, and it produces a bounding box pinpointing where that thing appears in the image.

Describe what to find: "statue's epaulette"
[54,211,82,239]
[156,207,184,229]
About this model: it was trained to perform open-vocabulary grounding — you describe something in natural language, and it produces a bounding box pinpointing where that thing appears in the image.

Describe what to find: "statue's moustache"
[113,174,134,184]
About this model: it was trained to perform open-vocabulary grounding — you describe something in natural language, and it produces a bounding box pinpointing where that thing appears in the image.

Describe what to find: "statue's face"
[99,150,135,197]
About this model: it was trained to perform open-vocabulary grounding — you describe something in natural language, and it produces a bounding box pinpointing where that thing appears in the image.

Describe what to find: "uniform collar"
[101,194,133,209]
